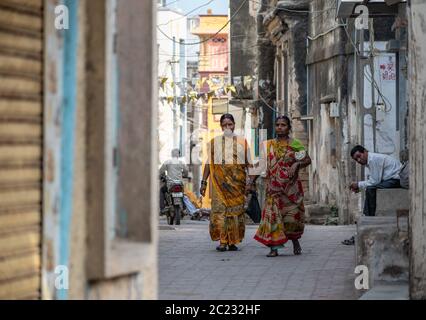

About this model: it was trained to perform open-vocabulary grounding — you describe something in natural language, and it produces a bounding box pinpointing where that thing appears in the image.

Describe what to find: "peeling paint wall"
[315,104,339,205]
[259,1,310,194]
[308,58,348,211]
[276,9,309,195]
[307,0,404,224]
[306,0,355,223]
[44,0,80,299]
[44,0,91,300]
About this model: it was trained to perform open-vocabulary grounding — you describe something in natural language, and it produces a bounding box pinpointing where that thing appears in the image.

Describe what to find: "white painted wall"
[157,7,188,166]
[363,41,399,160]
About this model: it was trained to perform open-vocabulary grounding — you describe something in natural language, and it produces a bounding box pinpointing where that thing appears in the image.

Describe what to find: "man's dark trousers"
[160,184,167,212]
[363,179,401,216]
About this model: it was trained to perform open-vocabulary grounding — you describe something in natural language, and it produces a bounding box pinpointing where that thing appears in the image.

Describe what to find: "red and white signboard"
[379,56,396,81]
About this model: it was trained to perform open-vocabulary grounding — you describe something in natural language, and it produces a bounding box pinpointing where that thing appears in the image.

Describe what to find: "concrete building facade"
[230,0,426,299]
[0,0,158,299]
[240,0,408,224]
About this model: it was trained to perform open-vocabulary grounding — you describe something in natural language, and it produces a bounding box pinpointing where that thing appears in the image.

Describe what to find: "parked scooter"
[161,176,185,225]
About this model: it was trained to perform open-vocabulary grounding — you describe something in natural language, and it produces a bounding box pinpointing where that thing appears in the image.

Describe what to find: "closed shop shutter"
[0,0,43,299]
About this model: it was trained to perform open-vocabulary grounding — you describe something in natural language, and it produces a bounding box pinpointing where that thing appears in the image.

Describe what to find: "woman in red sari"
[253,116,311,257]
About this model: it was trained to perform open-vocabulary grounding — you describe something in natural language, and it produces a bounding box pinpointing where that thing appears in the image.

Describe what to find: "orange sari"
[208,135,249,245]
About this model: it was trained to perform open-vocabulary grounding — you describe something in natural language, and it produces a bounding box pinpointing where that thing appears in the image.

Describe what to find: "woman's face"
[276,118,290,136]
[221,118,235,133]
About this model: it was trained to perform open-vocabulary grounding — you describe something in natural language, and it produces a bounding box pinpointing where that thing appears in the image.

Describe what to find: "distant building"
[192,10,229,93]
[157,3,188,165]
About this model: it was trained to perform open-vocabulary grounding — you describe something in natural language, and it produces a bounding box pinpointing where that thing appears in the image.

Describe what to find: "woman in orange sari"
[253,115,311,257]
[200,114,253,252]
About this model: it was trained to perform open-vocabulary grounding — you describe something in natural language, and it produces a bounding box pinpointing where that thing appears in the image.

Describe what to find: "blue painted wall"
[57,0,79,300]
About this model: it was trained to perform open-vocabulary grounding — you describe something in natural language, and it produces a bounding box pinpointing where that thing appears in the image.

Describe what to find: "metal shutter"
[0,0,43,300]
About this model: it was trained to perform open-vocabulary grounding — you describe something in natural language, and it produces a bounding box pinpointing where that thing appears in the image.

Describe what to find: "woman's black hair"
[275,115,292,130]
[220,113,235,125]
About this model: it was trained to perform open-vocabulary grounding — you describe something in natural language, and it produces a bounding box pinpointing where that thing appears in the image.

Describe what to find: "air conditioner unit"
[336,0,363,18]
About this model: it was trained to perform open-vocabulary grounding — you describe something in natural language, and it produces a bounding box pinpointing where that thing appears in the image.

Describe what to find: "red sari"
[254,139,306,247]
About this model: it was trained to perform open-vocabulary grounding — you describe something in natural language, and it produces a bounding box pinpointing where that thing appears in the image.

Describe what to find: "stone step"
[305,204,331,216]
[376,188,409,216]
[356,216,409,286]
[359,281,409,300]
[305,204,335,225]
[356,216,398,225]
[307,217,327,225]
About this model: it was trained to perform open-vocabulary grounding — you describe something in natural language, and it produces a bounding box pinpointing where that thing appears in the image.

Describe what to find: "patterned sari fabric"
[208,135,248,246]
[254,139,306,247]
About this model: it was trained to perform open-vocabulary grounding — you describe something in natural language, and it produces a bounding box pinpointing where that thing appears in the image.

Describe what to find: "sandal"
[293,246,302,255]
[216,244,227,252]
[266,249,278,257]
[342,236,355,246]
[228,244,238,251]
[292,240,302,255]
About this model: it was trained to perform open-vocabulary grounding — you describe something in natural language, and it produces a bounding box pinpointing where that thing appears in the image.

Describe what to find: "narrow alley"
[2,0,426,302]
[159,219,357,300]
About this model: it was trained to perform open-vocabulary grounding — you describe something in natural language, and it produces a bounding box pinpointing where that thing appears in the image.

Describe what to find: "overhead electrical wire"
[247,0,336,14]
[157,0,248,46]
[157,0,216,27]
[158,43,260,58]
[367,19,393,112]
[340,18,393,113]
[258,91,277,113]
[163,0,181,7]
[157,0,350,116]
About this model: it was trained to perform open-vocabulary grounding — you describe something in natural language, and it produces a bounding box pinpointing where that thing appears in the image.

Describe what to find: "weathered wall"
[257,0,276,139]
[308,60,345,206]
[356,216,409,286]
[43,0,83,299]
[306,0,347,218]
[276,8,309,194]
[346,38,364,222]
[68,0,87,299]
[87,274,144,299]
[230,0,258,100]
[408,0,426,300]
[252,1,310,202]
[43,0,157,300]
[306,0,359,223]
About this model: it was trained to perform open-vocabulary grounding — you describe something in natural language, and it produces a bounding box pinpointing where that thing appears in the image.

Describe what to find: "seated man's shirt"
[358,152,401,189]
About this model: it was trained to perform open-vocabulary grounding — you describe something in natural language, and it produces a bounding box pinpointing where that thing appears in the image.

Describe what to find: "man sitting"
[342,145,402,245]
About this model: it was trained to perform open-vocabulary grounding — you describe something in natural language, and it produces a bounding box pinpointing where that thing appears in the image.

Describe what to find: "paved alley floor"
[159,219,359,300]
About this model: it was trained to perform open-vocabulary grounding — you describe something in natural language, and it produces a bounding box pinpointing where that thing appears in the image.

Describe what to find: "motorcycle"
[162,177,185,225]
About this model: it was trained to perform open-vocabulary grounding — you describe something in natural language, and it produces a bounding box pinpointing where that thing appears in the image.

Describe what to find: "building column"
[257,0,276,139]
[408,0,426,300]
